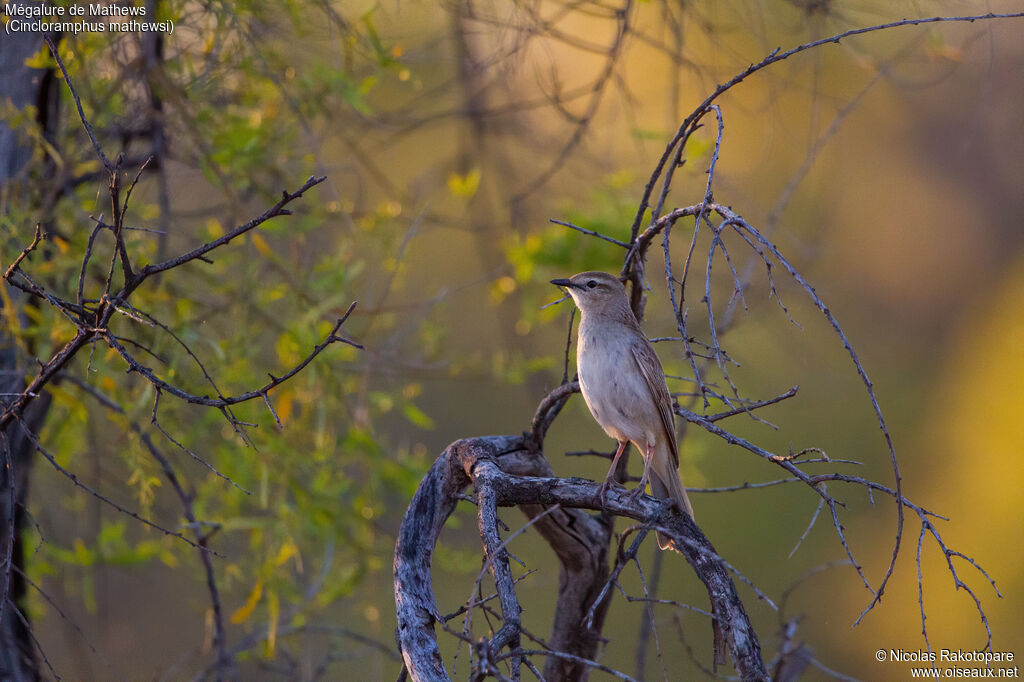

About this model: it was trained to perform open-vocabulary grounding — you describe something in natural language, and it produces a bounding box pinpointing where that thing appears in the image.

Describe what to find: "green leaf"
[402,403,435,430]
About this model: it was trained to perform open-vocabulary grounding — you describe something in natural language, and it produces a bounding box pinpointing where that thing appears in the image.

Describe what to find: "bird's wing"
[630,341,679,468]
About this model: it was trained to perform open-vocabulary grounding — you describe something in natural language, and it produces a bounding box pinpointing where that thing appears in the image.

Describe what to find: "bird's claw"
[593,480,616,508]
[624,485,647,504]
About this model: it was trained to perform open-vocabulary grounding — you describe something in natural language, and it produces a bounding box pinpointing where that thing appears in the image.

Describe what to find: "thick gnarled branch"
[394,436,768,682]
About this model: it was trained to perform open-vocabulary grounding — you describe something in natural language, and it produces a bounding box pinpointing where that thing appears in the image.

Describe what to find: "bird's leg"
[595,440,628,506]
[625,442,655,503]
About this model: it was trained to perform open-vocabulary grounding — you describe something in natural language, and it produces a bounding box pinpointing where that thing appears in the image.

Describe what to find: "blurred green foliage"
[0,0,440,670]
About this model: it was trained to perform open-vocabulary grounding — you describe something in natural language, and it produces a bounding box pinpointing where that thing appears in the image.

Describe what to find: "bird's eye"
[586,280,597,289]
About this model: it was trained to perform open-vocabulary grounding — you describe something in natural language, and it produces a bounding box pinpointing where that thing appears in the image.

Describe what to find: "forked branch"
[394,436,768,682]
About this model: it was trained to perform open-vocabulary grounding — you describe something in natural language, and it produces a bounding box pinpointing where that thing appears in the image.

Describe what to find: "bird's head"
[549,271,630,316]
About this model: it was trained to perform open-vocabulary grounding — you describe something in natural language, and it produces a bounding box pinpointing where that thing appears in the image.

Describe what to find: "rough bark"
[394,436,768,682]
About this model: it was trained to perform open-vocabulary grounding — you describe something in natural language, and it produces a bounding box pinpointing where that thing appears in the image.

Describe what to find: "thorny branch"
[575,193,999,669]
[1,173,346,434]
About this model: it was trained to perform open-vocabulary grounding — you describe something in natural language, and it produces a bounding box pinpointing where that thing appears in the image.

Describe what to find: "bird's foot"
[593,479,618,508]
[624,485,648,505]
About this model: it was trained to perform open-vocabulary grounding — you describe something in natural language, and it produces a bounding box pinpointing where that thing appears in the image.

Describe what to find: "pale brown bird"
[551,271,694,549]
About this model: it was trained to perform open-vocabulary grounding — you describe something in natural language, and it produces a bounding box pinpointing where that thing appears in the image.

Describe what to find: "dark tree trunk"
[0,5,58,679]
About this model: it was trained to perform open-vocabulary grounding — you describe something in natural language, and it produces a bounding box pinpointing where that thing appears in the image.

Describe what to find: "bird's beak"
[550,278,576,289]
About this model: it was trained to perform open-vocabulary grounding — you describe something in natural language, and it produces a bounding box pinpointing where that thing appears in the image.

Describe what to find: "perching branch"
[395,436,768,682]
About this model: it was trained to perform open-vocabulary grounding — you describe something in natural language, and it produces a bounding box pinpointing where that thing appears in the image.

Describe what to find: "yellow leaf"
[160,550,178,568]
[72,160,101,177]
[447,168,481,198]
[206,218,224,239]
[230,580,263,624]
[275,390,293,424]
[273,541,298,567]
[264,590,280,659]
[251,232,273,258]
[23,44,54,69]
[378,200,402,218]
[926,33,962,62]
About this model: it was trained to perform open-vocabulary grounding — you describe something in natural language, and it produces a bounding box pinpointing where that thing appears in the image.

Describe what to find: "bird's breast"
[576,321,650,445]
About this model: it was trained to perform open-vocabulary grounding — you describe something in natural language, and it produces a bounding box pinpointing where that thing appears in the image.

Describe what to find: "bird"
[550,271,694,550]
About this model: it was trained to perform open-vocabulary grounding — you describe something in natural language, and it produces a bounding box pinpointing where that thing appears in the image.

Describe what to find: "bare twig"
[43,36,113,171]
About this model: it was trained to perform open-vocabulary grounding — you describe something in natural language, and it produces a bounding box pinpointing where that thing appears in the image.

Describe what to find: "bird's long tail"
[648,440,694,551]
